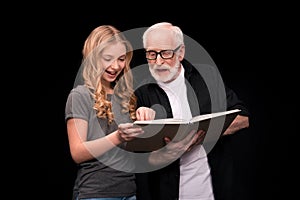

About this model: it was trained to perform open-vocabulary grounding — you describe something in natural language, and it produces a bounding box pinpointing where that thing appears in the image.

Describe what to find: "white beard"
[149,58,181,83]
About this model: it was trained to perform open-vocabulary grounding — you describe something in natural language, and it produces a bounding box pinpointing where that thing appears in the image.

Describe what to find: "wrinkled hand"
[223,115,249,135]
[184,129,206,152]
[164,129,206,154]
[117,123,144,142]
[136,107,156,121]
[149,129,206,165]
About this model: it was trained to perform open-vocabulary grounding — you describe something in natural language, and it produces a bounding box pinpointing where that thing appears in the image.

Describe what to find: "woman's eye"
[103,58,112,62]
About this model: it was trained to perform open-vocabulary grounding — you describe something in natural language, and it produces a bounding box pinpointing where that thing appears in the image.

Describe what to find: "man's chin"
[154,75,172,83]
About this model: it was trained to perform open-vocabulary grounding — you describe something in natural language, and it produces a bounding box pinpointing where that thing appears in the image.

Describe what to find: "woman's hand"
[136,107,156,121]
[116,123,144,142]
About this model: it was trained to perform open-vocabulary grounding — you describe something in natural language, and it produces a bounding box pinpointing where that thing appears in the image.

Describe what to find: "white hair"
[142,22,184,48]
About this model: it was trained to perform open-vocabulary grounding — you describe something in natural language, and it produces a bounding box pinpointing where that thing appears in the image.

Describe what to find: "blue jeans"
[79,196,136,200]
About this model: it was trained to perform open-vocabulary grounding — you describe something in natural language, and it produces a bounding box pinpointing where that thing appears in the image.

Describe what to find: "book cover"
[125,109,241,152]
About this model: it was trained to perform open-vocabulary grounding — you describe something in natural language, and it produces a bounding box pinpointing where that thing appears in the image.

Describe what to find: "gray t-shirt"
[65,85,136,199]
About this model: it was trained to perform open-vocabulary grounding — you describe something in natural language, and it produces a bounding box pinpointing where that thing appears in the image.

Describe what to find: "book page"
[190,109,241,123]
[134,118,188,125]
[134,109,241,125]
[126,109,241,152]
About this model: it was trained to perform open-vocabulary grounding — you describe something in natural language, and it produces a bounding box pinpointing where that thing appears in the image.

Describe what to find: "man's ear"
[178,45,185,61]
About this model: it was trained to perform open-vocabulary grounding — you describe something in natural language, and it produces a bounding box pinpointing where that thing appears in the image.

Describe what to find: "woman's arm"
[67,118,144,164]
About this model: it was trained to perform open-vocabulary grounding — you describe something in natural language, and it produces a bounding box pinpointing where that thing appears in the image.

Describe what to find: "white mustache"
[152,65,171,70]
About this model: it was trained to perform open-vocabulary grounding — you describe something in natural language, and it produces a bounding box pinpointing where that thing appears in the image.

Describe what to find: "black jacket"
[134,59,250,200]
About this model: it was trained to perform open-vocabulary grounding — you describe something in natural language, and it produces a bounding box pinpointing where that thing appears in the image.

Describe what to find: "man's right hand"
[148,129,206,166]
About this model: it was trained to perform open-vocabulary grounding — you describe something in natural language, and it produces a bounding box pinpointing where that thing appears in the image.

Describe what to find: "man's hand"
[164,129,206,153]
[148,129,206,166]
[223,115,249,135]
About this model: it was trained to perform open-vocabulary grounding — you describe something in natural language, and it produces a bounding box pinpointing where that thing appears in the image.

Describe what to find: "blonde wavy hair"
[81,25,136,124]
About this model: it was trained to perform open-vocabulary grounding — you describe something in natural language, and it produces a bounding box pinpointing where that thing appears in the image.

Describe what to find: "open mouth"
[156,69,169,73]
[105,70,117,75]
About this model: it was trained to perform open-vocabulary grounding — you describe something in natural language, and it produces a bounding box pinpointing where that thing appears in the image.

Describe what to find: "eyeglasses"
[145,45,181,60]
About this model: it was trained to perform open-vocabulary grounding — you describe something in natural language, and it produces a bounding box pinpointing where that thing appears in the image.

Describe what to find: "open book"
[125,109,241,152]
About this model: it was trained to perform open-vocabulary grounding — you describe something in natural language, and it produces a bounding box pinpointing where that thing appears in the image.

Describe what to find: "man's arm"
[223,115,249,135]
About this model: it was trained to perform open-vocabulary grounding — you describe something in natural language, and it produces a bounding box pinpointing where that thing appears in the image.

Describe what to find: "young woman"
[65,25,154,200]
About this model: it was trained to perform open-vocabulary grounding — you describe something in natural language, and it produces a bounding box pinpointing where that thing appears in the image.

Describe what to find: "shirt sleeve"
[65,86,92,122]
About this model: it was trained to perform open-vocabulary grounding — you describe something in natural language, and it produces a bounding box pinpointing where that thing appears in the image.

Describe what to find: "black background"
[40,6,297,200]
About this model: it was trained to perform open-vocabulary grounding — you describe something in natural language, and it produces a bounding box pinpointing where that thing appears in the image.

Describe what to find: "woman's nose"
[110,60,120,69]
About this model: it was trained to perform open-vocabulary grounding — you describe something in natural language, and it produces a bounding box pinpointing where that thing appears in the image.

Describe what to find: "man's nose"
[155,54,164,65]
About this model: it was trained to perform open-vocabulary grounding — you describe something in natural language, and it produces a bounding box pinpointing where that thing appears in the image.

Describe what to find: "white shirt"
[158,66,214,200]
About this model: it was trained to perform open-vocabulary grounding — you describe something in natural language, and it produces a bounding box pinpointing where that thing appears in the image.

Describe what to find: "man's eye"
[162,51,172,56]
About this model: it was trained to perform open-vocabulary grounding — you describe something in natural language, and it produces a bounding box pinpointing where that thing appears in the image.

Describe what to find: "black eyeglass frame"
[145,45,181,60]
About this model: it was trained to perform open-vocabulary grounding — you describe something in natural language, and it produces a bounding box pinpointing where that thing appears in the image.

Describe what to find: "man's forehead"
[146,29,175,49]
